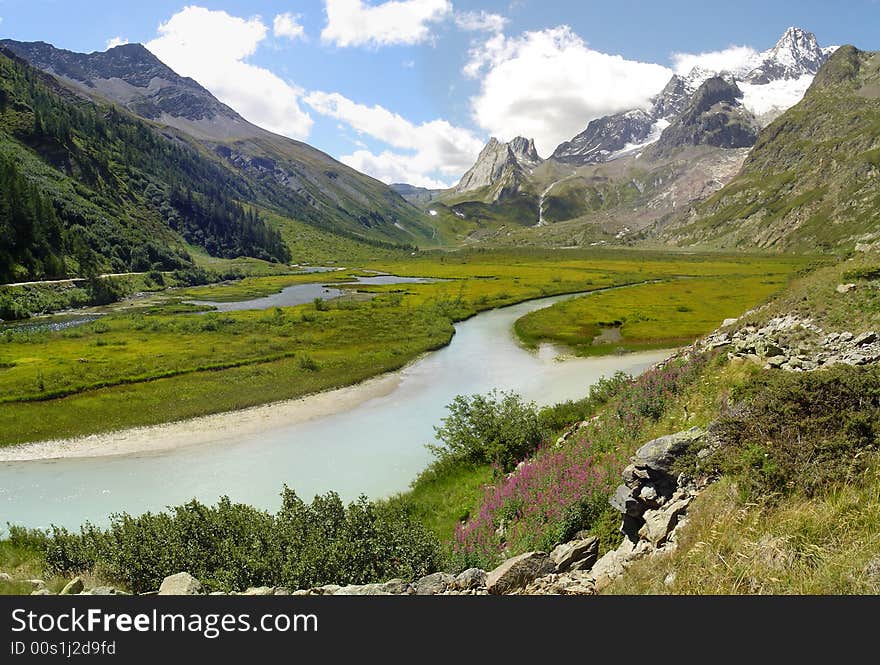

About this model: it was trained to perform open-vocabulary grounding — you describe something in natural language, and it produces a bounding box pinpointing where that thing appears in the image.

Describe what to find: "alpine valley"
[2,14,880,604]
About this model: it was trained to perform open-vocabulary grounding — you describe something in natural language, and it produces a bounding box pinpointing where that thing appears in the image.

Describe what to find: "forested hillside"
[0,47,293,282]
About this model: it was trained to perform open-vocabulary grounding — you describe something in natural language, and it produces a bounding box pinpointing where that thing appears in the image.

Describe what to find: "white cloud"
[671,45,759,77]
[274,12,306,41]
[106,36,129,49]
[321,0,452,48]
[146,6,312,139]
[466,26,672,155]
[454,10,507,33]
[304,91,484,188]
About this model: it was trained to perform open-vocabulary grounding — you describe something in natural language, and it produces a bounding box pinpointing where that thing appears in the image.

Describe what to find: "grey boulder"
[633,428,705,474]
[550,536,599,573]
[415,572,456,595]
[486,552,554,595]
[158,572,203,596]
[60,577,85,595]
[454,568,487,590]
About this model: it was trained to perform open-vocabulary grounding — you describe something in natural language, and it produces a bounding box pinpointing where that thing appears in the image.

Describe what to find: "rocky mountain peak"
[508,136,542,168]
[0,39,255,140]
[744,27,831,83]
[551,110,655,165]
[648,76,759,158]
[690,76,745,109]
[773,26,822,61]
[1,40,182,89]
[549,26,833,166]
[454,136,542,198]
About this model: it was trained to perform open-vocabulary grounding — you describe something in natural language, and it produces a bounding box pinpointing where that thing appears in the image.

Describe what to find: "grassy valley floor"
[0,249,808,447]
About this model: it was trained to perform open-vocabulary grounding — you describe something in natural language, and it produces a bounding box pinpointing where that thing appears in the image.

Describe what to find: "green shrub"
[842,266,880,282]
[0,292,30,321]
[9,490,439,593]
[145,270,165,287]
[715,365,880,501]
[429,390,544,472]
[537,372,630,433]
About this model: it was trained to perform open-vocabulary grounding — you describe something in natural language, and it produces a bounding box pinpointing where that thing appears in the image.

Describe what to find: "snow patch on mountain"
[610,119,671,161]
[739,75,814,122]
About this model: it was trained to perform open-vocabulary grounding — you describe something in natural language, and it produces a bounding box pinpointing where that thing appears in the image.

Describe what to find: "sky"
[1,0,879,188]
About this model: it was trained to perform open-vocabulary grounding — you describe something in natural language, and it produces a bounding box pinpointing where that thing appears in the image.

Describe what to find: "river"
[0,292,672,531]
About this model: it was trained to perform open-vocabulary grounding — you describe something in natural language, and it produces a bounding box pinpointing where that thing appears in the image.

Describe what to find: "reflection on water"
[0,315,101,334]
[186,274,440,313]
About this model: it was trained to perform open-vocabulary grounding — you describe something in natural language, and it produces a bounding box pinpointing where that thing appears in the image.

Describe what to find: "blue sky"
[1,1,878,187]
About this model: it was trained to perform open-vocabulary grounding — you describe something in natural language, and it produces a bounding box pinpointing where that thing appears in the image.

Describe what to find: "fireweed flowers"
[453,354,709,566]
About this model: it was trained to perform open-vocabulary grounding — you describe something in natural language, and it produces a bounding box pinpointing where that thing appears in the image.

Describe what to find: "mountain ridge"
[656,45,880,252]
[0,39,435,249]
[548,27,833,169]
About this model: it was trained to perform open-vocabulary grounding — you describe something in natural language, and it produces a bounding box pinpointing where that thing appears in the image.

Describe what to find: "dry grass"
[609,460,880,595]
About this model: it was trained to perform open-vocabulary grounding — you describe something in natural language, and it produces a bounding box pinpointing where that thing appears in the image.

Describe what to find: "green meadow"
[0,249,809,447]
[514,273,795,355]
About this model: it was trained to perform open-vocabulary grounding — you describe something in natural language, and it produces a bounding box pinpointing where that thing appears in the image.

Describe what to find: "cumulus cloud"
[106,36,129,49]
[304,91,484,188]
[454,10,507,33]
[671,45,759,76]
[147,6,312,139]
[273,12,306,41]
[321,0,452,48]
[466,26,672,155]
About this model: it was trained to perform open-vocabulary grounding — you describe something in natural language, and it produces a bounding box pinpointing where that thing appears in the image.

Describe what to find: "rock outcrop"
[485,551,555,595]
[60,577,85,595]
[550,536,599,573]
[453,137,542,200]
[648,77,759,158]
[696,315,880,371]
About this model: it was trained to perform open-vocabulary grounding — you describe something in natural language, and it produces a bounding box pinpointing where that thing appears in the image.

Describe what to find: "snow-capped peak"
[671,27,834,126]
[683,65,718,90]
[549,26,835,166]
[771,26,821,65]
[744,27,828,84]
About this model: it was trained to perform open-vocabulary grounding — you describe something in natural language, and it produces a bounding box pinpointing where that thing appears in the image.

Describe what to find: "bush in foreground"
[429,390,544,472]
[715,365,880,501]
[9,489,439,594]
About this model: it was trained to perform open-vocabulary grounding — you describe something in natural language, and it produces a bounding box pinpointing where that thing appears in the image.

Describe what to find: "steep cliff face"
[647,77,760,158]
[453,136,542,201]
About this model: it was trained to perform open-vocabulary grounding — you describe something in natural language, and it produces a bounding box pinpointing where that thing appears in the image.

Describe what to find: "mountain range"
[0,25,877,282]
[658,44,880,252]
[394,27,858,249]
